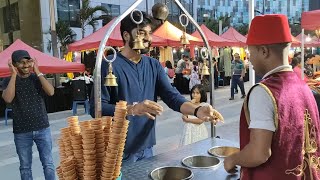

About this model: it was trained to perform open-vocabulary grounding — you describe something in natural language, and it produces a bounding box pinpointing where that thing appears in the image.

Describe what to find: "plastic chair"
[71,80,89,115]
[218,76,224,86]
[72,100,90,115]
[4,108,12,126]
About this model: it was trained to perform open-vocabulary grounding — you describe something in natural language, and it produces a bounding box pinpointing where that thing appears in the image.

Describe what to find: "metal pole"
[94,0,144,118]
[49,0,60,87]
[172,0,215,137]
[301,29,305,80]
[248,0,255,85]
[263,0,265,14]
[146,0,149,14]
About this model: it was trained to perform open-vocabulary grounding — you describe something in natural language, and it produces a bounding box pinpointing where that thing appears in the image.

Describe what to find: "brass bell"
[201,63,210,75]
[180,31,190,46]
[316,29,320,39]
[152,3,169,22]
[104,63,118,86]
[132,34,145,54]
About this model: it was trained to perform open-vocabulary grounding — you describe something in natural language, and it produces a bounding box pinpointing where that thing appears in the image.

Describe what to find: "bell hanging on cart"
[152,3,169,22]
[132,34,145,54]
[104,63,118,86]
[315,29,320,39]
[180,31,190,47]
[201,63,210,75]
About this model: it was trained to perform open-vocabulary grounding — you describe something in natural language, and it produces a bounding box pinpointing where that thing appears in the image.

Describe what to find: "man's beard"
[128,33,151,54]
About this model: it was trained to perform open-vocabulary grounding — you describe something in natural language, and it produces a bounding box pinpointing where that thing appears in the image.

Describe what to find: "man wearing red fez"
[224,14,320,180]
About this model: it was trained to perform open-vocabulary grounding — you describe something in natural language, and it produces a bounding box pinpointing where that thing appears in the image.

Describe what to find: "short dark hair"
[290,57,300,68]
[190,84,207,103]
[120,11,152,44]
[165,60,173,69]
[183,55,189,59]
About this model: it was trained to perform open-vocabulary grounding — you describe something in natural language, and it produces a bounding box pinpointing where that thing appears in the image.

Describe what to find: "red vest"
[240,71,320,180]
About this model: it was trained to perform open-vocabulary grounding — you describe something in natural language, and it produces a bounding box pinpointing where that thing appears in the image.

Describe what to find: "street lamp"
[306,34,311,42]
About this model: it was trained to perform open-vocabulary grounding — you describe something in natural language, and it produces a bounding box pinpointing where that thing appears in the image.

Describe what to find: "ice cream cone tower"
[57,101,130,180]
[101,101,129,180]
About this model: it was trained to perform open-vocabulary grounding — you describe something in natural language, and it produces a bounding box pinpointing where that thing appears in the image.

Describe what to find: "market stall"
[0,39,85,114]
[0,39,85,78]
[191,24,238,47]
[68,18,168,52]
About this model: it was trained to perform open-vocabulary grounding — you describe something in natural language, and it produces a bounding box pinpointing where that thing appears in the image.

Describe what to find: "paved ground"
[0,82,251,179]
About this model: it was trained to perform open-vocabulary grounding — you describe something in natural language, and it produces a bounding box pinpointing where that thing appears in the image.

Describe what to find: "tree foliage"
[77,0,108,38]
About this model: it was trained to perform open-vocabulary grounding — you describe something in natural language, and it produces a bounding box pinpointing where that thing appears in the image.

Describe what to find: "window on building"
[101,3,120,26]
[2,2,20,33]
[57,0,80,27]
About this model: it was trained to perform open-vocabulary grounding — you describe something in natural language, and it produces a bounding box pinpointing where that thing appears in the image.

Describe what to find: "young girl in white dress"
[179,84,209,146]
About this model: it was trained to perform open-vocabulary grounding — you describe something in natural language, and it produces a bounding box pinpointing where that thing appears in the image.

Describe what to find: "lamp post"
[248,0,255,85]
[49,0,60,87]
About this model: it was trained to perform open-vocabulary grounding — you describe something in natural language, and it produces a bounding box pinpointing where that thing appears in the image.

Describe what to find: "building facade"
[309,0,320,10]
[0,0,316,54]
[197,0,310,26]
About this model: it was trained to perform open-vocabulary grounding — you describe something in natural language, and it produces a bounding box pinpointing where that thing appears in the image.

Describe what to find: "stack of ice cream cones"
[56,166,64,180]
[61,156,77,180]
[102,116,113,149]
[57,101,130,180]
[91,118,105,178]
[101,101,129,180]
[61,127,73,157]
[58,138,67,161]
[67,116,81,135]
[81,123,97,180]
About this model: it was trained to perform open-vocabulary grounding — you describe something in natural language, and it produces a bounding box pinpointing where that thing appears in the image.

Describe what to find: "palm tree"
[205,15,231,34]
[234,23,249,36]
[78,0,108,38]
[56,20,76,57]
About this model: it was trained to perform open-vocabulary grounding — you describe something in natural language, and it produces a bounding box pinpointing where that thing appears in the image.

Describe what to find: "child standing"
[180,84,209,146]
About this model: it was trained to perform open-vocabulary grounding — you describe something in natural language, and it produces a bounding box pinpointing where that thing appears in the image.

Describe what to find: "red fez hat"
[247,14,292,45]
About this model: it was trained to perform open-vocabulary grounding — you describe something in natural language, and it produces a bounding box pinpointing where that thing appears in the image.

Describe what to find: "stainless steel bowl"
[150,166,193,180]
[208,146,240,158]
[181,155,221,169]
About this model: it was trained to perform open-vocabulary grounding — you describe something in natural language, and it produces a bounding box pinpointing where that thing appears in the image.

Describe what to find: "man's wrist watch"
[194,106,202,117]
[131,102,139,116]
[37,73,44,77]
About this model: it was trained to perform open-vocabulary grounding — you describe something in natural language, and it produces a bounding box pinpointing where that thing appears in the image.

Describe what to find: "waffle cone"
[213,109,224,122]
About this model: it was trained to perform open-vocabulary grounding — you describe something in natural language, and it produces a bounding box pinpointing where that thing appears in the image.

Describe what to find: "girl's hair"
[190,84,207,103]
[165,60,173,69]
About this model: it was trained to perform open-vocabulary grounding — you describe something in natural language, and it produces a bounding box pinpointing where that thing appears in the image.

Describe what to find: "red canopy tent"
[0,39,85,78]
[68,19,168,52]
[296,33,320,47]
[153,21,202,46]
[191,24,237,47]
[301,9,320,30]
[291,35,301,47]
[220,27,247,47]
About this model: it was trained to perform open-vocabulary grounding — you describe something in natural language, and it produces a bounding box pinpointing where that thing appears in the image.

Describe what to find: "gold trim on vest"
[285,109,320,179]
[258,83,279,130]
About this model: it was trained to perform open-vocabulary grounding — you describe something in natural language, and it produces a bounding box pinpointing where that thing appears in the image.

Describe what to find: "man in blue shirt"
[90,11,221,163]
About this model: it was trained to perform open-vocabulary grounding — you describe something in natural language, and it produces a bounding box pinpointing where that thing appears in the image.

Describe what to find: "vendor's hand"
[196,106,224,124]
[133,100,163,120]
[8,60,17,76]
[240,76,243,81]
[224,156,238,174]
[29,58,41,75]
[182,115,188,122]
